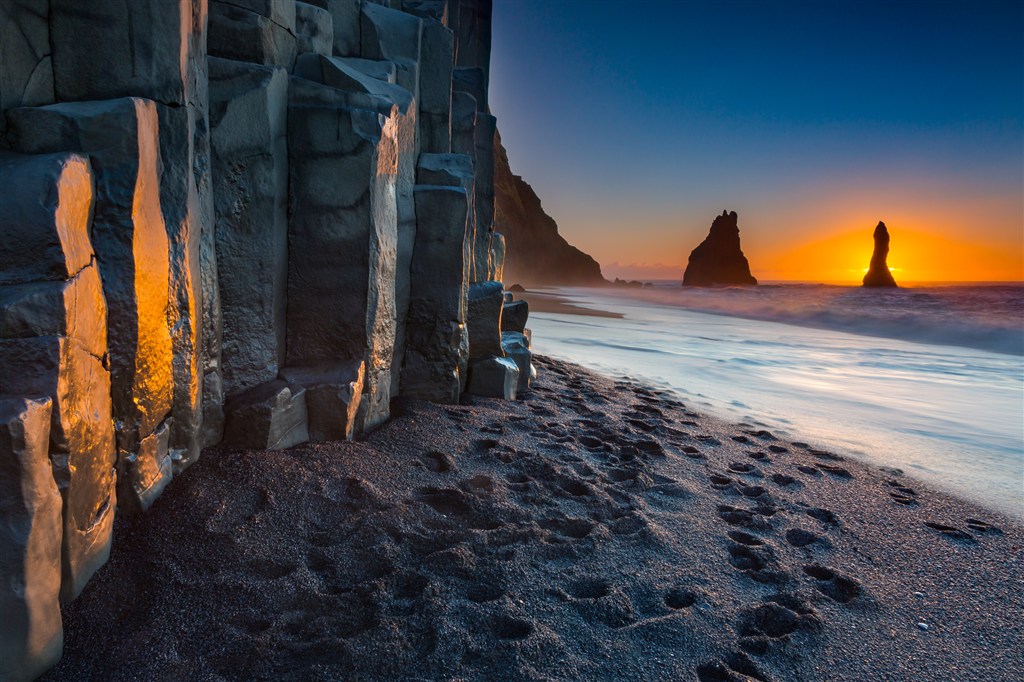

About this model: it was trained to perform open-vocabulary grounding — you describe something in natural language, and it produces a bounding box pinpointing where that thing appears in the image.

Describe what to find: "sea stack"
[682,210,757,286]
[862,221,898,288]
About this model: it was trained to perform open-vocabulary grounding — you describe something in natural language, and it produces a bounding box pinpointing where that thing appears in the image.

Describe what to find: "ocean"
[526,283,1024,520]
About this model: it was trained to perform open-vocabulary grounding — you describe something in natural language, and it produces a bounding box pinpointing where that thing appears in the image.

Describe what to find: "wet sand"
[516,289,624,318]
[46,357,1022,681]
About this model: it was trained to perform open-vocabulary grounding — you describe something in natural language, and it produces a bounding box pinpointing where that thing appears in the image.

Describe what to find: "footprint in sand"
[718,505,772,532]
[805,507,839,525]
[735,594,819,656]
[771,473,798,487]
[746,451,769,462]
[681,445,704,459]
[727,462,756,474]
[887,481,918,506]
[418,450,454,473]
[664,588,698,610]
[810,449,845,462]
[541,516,596,540]
[731,435,751,444]
[965,518,1002,535]
[818,464,853,479]
[797,465,821,476]
[924,522,976,543]
[803,564,862,603]
[768,444,789,454]
[491,614,534,640]
[785,528,822,548]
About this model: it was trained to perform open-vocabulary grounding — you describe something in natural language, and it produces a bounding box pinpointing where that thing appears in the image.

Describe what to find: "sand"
[45,356,1022,681]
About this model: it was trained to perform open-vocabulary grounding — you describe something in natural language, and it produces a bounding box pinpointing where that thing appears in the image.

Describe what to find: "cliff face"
[493,130,605,286]
[0,1,526,676]
[682,210,757,286]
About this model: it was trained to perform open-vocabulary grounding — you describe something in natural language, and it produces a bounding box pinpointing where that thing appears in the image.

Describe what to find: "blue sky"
[489,0,1024,281]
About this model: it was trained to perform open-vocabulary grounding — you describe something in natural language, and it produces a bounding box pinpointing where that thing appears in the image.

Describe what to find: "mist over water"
[599,281,1024,356]
[527,285,1024,520]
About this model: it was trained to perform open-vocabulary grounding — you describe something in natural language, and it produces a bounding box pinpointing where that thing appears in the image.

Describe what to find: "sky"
[489,0,1024,283]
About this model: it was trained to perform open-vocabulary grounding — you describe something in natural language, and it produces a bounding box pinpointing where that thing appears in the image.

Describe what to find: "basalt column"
[0,151,117,602]
[49,0,221,467]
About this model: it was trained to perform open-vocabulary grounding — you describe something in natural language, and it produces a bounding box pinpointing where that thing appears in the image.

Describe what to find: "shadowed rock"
[863,221,898,288]
[493,130,605,286]
[682,210,757,286]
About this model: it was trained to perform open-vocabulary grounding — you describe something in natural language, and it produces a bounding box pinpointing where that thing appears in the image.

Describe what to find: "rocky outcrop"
[863,221,898,288]
[0,1,528,674]
[493,130,605,286]
[682,210,757,286]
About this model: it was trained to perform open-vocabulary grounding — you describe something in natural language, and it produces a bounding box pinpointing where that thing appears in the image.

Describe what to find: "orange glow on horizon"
[567,181,1023,284]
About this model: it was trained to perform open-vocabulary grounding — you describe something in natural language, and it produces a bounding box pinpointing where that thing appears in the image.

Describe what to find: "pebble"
[917,622,929,631]
[913,591,925,598]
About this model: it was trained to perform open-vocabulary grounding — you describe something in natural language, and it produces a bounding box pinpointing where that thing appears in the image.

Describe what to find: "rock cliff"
[493,130,605,286]
[862,221,898,288]
[0,2,536,677]
[682,210,758,286]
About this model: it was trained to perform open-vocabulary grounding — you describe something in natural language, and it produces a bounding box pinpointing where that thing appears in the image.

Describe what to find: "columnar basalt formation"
[0,2,523,674]
[682,210,758,286]
[863,221,898,288]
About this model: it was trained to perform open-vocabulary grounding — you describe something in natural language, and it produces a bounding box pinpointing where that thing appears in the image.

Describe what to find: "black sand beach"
[46,357,1023,681]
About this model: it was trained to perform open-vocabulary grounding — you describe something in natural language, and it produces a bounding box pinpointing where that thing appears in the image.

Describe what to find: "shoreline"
[46,356,1023,681]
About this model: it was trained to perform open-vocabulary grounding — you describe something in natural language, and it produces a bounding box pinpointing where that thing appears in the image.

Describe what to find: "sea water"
[526,283,1024,520]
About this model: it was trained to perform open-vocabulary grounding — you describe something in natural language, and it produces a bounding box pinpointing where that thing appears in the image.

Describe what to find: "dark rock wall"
[493,130,606,286]
[0,1,527,677]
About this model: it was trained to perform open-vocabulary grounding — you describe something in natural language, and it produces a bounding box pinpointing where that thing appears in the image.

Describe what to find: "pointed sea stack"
[682,210,757,286]
[862,221,898,288]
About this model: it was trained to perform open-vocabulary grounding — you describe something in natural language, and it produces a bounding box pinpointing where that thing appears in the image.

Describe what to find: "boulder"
[0,336,116,602]
[863,221,898,288]
[466,281,504,361]
[466,356,518,400]
[209,59,290,398]
[0,397,63,682]
[403,184,471,402]
[0,152,94,285]
[0,0,55,140]
[7,98,175,457]
[222,380,309,450]
[501,300,528,333]
[117,419,172,515]
[209,0,298,70]
[295,2,334,57]
[682,210,757,286]
[280,362,364,442]
[501,331,533,393]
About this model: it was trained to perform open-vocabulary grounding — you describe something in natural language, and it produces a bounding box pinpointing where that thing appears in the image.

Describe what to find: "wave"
[585,284,1024,356]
